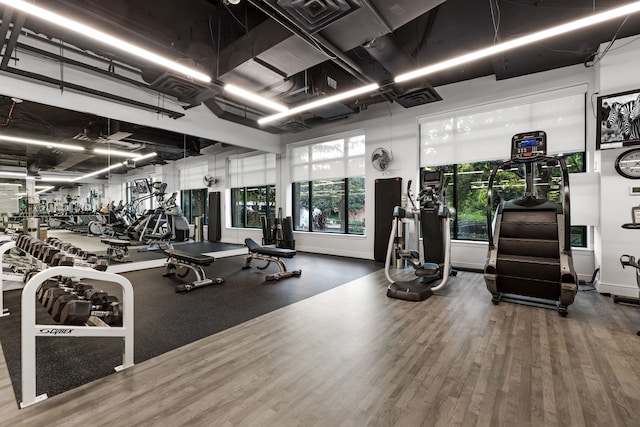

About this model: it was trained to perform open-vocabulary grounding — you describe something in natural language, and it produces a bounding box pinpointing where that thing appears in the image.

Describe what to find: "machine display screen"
[421,169,443,190]
[518,138,537,147]
[511,131,547,160]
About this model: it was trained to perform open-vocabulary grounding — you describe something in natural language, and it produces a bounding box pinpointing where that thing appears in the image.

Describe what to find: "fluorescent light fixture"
[71,163,124,182]
[258,83,380,125]
[69,152,156,182]
[35,186,54,195]
[133,152,157,161]
[0,134,84,151]
[225,84,289,113]
[0,171,26,178]
[94,148,145,158]
[0,0,211,83]
[395,1,640,83]
[39,176,72,183]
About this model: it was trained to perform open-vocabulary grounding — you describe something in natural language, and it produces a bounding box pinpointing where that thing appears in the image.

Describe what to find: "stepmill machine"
[484,131,578,316]
[385,168,456,301]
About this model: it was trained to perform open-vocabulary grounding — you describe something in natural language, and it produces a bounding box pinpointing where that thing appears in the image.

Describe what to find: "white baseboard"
[594,279,639,298]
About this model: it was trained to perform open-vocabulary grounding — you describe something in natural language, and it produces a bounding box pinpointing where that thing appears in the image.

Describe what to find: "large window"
[229,153,277,229]
[441,153,587,247]
[180,188,208,225]
[419,88,588,247]
[290,132,365,235]
[231,185,276,228]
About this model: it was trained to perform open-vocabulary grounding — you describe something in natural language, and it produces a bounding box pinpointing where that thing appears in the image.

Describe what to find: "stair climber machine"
[484,131,578,316]
[385,168,456,301]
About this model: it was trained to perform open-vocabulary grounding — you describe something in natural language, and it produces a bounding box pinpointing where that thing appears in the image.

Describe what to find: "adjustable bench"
[242,238,301,281]
[163,249,224,293]
[101,239,134,262]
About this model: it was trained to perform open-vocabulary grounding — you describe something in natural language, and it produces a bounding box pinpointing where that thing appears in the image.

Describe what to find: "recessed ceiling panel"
[275,0,362,33]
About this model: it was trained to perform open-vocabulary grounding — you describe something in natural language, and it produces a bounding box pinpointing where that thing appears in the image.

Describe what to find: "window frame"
[230,184,277,229]
[292,176,365,235]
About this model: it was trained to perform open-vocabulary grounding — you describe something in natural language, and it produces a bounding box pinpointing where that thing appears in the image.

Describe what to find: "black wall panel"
[374,177,402,262]
[208,191,221,242]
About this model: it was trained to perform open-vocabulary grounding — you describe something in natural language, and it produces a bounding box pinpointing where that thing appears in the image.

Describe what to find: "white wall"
[594,36,640,296]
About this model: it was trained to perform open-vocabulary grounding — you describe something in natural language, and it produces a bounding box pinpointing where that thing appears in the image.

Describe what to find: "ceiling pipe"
[246,0,383,89]
[0,97,21,127]
[5,67,185,119]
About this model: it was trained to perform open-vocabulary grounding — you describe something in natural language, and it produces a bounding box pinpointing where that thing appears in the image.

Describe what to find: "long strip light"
[94,148,145,158]
[258,83,380,125]
[0,135,84,151]
[395,1,640,83]
[0,171,27,178]
[70,163,124,182]
[35,186,54,195]
[224,84,289,113]
[0,0,210,83]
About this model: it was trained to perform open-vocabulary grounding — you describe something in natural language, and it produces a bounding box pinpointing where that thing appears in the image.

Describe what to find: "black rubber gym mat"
[0,252,380,405]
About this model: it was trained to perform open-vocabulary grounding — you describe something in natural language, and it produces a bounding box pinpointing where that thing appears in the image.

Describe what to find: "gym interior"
[1,1,640,425]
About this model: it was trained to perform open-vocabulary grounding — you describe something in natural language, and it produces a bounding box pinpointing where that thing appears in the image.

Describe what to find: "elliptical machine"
[385,168,456,301]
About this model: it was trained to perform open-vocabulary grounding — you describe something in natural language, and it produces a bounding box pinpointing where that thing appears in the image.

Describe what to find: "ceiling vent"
[394,86,442,108]
[277,119,312,133]
[272,0,362,33]
[148,72,216,105]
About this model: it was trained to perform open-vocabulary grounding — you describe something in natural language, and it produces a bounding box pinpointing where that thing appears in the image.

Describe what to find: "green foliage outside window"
[293,177,365,235]
[443,152,586,247]
[231,185,276,228]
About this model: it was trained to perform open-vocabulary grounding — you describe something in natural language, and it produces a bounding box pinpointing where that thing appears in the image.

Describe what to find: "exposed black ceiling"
[1,0,640,182]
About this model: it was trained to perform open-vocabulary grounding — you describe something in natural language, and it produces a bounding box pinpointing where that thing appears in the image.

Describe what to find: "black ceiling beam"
[4,67,185,119]
[0,7,14,55]
[16,42,151,90]
[0,8,25,70]
[0,13,24,69]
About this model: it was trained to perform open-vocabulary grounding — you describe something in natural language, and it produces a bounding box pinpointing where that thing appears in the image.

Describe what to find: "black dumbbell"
[44,288,71,313]
[60,299,121,325]
[36,280,59,302]
[93,259,108,271]
[51,295,80,322]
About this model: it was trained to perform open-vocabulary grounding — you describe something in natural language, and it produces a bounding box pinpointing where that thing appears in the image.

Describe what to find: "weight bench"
[100,239,134,262]
[243,238,301,281]
[163,249,224,293]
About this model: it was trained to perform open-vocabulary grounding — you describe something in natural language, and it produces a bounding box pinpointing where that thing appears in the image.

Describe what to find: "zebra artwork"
[607,98,640,141]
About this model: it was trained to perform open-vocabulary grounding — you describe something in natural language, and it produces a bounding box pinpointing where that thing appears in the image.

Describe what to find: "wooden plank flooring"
[1,270,639,426]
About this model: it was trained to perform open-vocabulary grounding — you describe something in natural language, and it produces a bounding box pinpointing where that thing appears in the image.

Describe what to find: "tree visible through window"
[442,152,586,247]
[231,185,276,228]
[290,132,366,235]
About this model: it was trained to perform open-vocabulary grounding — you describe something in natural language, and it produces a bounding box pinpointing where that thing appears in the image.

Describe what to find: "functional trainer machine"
[385,168,455,301]
[484,131,578,316]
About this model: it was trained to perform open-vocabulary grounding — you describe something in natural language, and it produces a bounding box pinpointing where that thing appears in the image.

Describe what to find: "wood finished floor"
[1,270,639,426]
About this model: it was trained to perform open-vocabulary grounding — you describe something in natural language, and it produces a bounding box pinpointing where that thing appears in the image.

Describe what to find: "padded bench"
[243,238,301,281]
[101,239,134,262]
[163,249,223,293]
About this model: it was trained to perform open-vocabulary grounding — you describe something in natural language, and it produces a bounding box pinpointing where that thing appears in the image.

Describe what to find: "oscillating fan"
[371,147,393,171]
[203,174,218,187]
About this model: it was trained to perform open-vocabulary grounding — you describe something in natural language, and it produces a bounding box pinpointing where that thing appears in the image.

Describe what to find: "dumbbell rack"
[20,266,134,409]
[0,239,18,317]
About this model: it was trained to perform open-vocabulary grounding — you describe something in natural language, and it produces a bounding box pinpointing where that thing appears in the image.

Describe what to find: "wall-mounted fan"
[371,147,393,171]
[203,173,218,187]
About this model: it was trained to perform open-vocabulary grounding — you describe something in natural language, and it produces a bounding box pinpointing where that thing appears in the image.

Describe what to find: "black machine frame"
[484,131,578,316]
